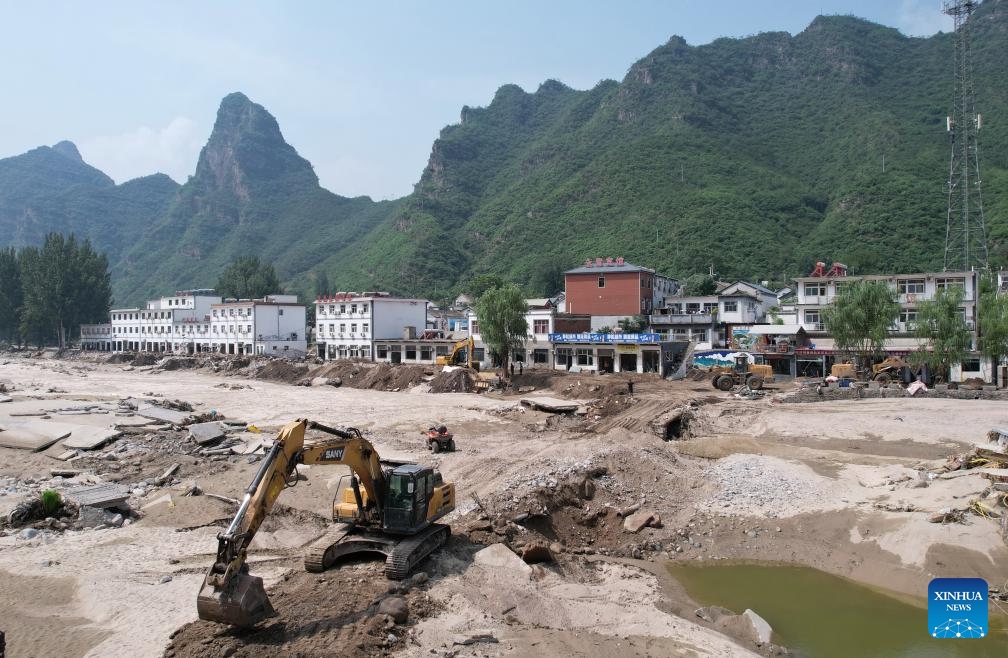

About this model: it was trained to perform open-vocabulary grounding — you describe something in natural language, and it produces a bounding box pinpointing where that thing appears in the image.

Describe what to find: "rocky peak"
[192,92,317,201]
[51,140,83,161]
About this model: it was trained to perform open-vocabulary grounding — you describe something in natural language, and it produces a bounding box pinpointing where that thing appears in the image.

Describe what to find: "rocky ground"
[0,351,1007,657]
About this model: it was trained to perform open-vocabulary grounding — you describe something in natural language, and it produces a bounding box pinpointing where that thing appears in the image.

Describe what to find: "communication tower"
[943,0,989,271]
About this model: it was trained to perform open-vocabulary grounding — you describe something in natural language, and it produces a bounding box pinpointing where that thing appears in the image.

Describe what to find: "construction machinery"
[196,419,455,628]
[711,355,771,391]
[830,357,908,384]
[423,425,456,453]
[435,336,477,369]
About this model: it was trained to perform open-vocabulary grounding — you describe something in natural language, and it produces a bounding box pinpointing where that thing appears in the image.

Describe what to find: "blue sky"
[0,1,953,200]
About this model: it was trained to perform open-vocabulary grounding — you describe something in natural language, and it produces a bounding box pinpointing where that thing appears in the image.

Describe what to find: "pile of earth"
[166,562,440,658]
[428,368,477,393]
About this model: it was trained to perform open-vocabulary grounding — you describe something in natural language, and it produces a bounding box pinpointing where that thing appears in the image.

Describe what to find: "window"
[351,304,357,313]
[278,309,284,316]
[350,324,357,333]
[897,279,925,295]
[575,348,594,366]
[533,348,548,363]
[598,275,605,288]
[899,309,917,327]
[690,329,707,342]
[471,320,479,335]
[328,305,334,314]
[213,310,218,317]
[723,301,738,313]
[340,304,346,313]
[533,319,549,334]
[804,283,826,297]
[804,309,822,329]
[339,323,346,333]
[936,278,965,291]
[362,323,369,334]
[377,345,388,358]
[962,358,981,372]
[474,348,485,361]
[421,346,432,360]
[703,302,717,313]
[362,304,368,313]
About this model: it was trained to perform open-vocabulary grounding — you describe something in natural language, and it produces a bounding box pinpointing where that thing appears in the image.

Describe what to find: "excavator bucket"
[196,573,276,628]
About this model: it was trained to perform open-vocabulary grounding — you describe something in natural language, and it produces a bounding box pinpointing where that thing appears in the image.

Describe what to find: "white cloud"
[78,116,205,184]
[897,0,954,37]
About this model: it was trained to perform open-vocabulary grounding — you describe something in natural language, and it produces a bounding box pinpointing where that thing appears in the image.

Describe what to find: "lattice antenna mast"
[943,0,989,271]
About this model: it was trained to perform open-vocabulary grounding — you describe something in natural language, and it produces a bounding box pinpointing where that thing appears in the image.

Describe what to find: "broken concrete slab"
[0,422,73,451]
[188,421,225,446]
[623,509,662,533]
[743,609,773,645]
[519,396,582,413]
[473,543,532,577]
[136,406,192,425]
[66,483,130,509]
[0,394,12,403]
[55,449,79,461]
[62,426,122,450]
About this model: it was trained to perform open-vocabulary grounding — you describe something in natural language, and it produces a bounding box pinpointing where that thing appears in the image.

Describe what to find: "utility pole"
[943,0,989,271]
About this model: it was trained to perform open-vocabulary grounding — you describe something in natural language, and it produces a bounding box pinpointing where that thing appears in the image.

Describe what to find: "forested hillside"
[1,1,1006,306]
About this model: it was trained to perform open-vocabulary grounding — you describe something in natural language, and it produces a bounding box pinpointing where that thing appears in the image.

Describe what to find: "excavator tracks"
[385,524,450,580]
[303,525,351,573]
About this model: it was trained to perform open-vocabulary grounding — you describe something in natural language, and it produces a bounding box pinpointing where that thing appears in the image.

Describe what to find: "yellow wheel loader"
[196,419,455,627]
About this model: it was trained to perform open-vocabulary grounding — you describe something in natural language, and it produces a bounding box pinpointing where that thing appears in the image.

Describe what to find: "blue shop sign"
[549,332,660,344]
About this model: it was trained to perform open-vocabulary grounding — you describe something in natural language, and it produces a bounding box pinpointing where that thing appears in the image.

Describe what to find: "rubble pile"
[0,395,270,541]
[926,431,1008,527]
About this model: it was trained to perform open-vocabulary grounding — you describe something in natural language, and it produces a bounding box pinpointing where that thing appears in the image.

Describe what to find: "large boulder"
[377,596,409,624]
[743,609,773,645]
[623,509,662,533]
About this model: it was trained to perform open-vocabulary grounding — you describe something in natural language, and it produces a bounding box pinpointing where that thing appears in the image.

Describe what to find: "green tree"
[821,280,899,378]
[468,274,505,300]
[313,269,331,299]
[913,286,971,380]
[18,233,111,349]
[978,275,1008,371]
[0,247,23,344]
[685,274,717,295]
[216,256,281,300]
[474,284,528,376]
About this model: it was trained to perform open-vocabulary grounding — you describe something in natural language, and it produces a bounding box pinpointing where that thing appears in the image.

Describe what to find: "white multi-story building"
[793,269,984,381]
[80,290,306,356]
[209,295,306,356]
[315,292,428,361]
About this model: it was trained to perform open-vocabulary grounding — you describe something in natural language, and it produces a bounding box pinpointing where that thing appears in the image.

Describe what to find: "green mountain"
[1,1,1006,305]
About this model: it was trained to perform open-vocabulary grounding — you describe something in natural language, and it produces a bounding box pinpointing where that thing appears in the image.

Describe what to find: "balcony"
[650,313,714,326]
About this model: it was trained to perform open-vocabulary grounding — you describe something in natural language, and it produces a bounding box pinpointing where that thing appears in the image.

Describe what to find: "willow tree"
[474,284,528,376]
[979,275,1008,371]
[821,280,899,378]
[914,286,971,380]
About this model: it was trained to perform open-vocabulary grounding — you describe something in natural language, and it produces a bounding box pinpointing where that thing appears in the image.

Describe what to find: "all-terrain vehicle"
[424,425,456,453]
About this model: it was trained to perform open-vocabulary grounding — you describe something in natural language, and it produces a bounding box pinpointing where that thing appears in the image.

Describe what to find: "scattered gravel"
[706,454,842,518]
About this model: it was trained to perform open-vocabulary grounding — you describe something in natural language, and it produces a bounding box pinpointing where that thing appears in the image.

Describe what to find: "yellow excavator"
[435,336,477,369]
[196,419,455,627]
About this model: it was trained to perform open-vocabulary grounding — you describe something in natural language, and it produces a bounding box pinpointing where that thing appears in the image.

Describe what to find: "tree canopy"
[474,284,528,375]
[12,233,111,349]
[0,247,22,343]
[913,286,971,379]
[216,256,281,300]
[821,280,899,377]
[979,274,1008,370]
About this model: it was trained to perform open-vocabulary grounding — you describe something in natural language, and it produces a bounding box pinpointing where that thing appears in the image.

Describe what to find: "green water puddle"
[666,562,1008,657]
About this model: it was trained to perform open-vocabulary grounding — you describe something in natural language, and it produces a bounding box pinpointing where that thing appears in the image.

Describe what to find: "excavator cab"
[384,464,454,533]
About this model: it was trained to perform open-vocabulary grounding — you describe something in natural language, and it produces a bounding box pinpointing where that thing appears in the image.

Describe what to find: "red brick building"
[564,257,656,316]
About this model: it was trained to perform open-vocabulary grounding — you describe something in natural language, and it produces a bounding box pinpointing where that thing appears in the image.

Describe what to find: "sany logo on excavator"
[321,447,345,461]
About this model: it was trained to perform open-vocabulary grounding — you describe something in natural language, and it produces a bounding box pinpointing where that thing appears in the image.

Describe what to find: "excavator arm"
[196,419,382,627]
